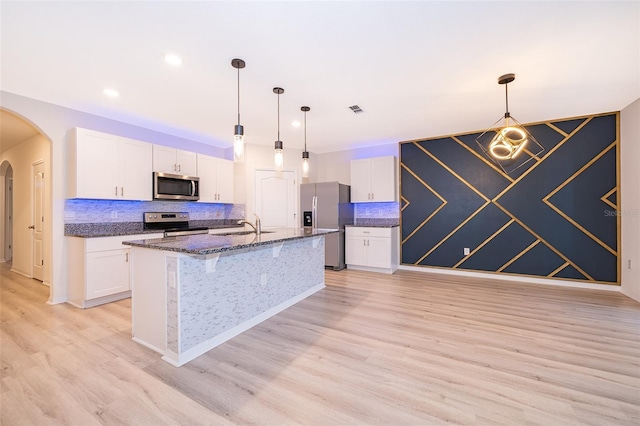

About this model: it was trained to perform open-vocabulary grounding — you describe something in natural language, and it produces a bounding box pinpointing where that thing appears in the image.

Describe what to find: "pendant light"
[301,106,310,178]
[476,73,544,175]
[273,87,284,172]
[232,58,245,162]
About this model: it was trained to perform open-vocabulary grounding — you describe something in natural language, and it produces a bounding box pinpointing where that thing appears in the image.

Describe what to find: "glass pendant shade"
[302,151,309,178]
[274,140,284,172]
[233,124,244,162]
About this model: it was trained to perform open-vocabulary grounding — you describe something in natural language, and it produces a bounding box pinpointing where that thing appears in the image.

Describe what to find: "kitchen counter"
[123,227,338,256]
[347,218,399,228]
[126,227,332,366]
[64,220,243,238]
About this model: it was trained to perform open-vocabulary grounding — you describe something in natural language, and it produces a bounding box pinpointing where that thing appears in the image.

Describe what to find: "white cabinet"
[197,154,234,203]
[345,226,399,274]
[67,233,162,308]
[153,145,197,176]
[350,156,397,202]
[67,128,152,200]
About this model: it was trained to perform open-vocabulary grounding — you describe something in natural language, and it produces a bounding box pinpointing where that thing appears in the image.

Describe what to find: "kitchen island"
[123,228,336,367]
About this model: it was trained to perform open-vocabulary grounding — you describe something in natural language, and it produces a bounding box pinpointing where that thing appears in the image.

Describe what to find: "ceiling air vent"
[348,105,364,114]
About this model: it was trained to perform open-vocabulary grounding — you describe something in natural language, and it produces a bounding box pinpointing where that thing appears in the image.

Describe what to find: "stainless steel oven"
[153,172,199,201]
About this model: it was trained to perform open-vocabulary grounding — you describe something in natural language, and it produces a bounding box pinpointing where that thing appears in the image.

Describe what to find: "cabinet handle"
[121,187,123,196]
[173,163,177,172]
[115,186,118,196]
[125,252,129,262]
[178,164,181,172]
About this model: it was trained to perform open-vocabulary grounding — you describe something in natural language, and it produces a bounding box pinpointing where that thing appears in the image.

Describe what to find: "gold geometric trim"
[401,195,411,212]
[542,141,617,256]
[400,163,448,244]
[493,117,593,203]
[414,142,490,202]
[545,122,570,138]
[451,136,514,183]
[414,201,490,265]
[548,262,571,278]
[452,219,515,269]
[497,240,541,272]
[601,187,617,210]
[492,201,595,281]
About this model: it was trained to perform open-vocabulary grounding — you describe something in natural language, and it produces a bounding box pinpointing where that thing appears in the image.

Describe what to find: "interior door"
[255,170,297,228]
[32,161,44,281]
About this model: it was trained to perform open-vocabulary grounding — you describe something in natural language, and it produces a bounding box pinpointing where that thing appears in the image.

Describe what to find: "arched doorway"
[0,109,52,295]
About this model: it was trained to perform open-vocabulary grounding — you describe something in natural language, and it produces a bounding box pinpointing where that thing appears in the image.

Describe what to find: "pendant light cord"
[304,110,307,152]
[237,67,241,125]
[277,92,280,141]
[504,82,510,118]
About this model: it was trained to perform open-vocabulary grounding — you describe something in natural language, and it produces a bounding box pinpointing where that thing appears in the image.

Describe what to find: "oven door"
[153,172,199,201]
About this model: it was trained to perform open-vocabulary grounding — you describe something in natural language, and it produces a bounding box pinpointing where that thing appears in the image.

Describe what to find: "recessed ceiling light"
[164,53,183,66]
[103,88,119,98]
[291,120,301,128]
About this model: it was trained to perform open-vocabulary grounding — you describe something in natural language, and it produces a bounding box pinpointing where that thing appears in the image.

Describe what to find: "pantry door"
[32,161,44,281]
[255,170,297,229]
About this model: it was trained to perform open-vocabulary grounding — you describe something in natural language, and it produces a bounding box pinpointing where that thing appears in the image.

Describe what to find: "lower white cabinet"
[345,226,399,274]
[67,233,162,308]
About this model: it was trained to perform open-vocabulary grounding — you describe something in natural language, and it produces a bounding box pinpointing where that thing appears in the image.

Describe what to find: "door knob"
[28,225,35,229]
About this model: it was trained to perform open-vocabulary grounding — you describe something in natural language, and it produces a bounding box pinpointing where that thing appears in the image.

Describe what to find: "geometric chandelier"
[476,73,545,175]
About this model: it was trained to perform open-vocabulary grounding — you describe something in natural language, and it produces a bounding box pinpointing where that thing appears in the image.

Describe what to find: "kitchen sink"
[216,230,275,236]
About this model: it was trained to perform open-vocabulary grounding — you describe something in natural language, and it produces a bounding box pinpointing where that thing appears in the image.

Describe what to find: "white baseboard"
[9,267,31,278]
[163,282,326,367]
[398,265,620,292]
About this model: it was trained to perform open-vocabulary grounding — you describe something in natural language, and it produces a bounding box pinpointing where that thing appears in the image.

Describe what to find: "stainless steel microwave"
[153,172,199,201]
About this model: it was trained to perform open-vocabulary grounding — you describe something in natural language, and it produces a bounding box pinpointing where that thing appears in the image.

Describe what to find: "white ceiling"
[1,1,638,154]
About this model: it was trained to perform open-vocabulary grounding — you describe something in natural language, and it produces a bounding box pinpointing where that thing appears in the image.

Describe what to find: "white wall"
[621,98,640,301]
[0,134,51,282]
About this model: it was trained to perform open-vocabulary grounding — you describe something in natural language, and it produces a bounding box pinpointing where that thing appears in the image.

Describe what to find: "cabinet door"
[366,237,391,268]
[153,145,178,173]
[370,156,396,202]
[196,154,218,202]
[86,249,130,299]
[350,158,371,202]
[346,235,367,266]
[176,150,197,176]
[119,137,152,200]
[75,129,120,199]
[216,158,235,203]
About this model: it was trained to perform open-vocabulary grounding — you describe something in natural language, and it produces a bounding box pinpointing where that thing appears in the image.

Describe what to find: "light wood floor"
[1,262,639,425]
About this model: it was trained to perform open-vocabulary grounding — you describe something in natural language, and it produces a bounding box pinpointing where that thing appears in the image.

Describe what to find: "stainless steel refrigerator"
[300,182,353,270]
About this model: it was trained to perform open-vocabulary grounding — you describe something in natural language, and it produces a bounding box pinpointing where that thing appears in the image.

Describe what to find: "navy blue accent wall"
[400,113,619,284]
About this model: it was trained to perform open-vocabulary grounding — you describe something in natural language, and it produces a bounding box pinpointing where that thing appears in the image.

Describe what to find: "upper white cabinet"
[153,145,197,176]
[67,128,152,200]
[350,156,397,202]
[197,154,234,203]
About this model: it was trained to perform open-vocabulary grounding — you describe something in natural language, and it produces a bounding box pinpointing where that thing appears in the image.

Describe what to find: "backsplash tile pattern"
[64,199,244,224]
[353,202,399,220]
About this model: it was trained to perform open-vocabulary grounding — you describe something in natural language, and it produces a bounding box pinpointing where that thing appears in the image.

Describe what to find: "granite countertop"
[65,220,243,238]
[346,218,399,228]
[122,228,338,256]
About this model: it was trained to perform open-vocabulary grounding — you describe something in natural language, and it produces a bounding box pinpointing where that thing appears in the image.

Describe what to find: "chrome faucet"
[237,213,262,235]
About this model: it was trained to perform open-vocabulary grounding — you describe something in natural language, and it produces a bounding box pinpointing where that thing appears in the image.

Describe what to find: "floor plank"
[1,262,639,425]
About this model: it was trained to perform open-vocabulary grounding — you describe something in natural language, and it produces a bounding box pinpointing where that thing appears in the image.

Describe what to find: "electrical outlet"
[628,259,632,269]
[463,247,470,255]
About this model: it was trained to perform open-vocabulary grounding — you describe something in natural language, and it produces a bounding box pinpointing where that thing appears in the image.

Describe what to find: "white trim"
[163,282,325,367]
[398,264,620,292]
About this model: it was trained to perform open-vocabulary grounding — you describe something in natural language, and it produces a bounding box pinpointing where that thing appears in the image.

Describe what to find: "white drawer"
[84,233,162,252]
[345,227,392,238]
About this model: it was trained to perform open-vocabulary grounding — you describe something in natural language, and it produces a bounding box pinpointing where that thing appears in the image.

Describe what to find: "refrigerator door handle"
[312,195,318,229]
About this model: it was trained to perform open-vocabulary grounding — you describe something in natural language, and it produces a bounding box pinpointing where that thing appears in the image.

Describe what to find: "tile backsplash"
[353,202,399,219]
[64,199,244,223]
